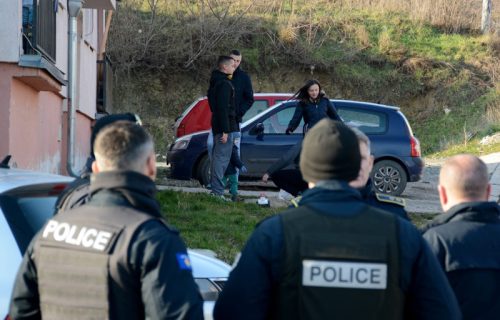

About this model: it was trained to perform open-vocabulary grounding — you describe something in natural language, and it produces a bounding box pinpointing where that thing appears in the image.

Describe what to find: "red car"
[174,93,293,138]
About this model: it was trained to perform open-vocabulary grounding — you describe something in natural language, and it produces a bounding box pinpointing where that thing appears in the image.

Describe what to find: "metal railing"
[22,0,57,62]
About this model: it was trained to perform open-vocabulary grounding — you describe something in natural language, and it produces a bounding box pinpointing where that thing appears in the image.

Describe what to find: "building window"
[23,0,57,62]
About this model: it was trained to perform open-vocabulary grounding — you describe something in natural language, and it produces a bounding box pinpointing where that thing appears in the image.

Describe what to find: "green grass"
[157,190,280,263]
[157,190,442,264]
[429,141,500,158]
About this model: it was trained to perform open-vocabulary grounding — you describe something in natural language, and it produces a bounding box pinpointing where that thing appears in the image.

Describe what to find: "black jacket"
[287,95,340,133]
[225,144,245,176]
[422,201,500,320]
[9,171,204,320]
[231,67,254,123]
[208,70,238,134]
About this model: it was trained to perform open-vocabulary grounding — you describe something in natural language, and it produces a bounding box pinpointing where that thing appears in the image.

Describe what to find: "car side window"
[337,107,387,134]
[262,106,304,134]
[243,100,269,122]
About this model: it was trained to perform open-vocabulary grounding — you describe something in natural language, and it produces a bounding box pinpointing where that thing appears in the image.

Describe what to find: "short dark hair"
[94,121,154,172]
[230,49,241,56]
[217,55,234,68]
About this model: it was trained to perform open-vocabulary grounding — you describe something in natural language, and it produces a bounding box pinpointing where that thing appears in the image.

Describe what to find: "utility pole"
[481,0,492,34]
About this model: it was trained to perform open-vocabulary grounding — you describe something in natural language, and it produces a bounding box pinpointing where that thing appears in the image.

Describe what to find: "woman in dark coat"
[286,79,340,135]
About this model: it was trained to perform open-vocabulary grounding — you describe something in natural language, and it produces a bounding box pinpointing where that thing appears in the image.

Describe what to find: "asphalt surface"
[158,152,500,213]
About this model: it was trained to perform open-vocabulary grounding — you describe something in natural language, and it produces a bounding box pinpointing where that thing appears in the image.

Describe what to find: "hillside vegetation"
[108,0,500,156]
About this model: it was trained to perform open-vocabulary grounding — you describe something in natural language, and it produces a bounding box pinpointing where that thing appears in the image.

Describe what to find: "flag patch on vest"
[302,260,387,289]
[176,253,193,270]
[42,219,114,251]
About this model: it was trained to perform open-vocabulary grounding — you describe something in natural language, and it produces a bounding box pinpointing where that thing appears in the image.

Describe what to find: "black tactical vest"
[34,204,161,320]
[274,204,403,320]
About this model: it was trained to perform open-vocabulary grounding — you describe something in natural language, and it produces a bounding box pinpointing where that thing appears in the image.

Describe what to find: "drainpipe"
[66,0,84,177]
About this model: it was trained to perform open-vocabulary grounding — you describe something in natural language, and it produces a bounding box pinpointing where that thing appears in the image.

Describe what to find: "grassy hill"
[108,0,500,156]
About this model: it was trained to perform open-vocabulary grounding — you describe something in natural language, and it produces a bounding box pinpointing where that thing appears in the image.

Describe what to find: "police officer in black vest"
[422,154,500,319]
[214,119,460,320]
[10,122,203,319]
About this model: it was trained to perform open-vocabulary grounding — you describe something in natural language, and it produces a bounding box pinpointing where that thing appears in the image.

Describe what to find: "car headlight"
[172,136,191,150]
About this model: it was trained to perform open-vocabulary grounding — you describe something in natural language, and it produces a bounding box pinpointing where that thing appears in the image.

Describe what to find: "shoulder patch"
[176,253,193,271]
[375,193,406,207]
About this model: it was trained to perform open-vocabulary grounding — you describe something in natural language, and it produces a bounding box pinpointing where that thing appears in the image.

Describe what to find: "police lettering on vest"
[302,260,387,289]
[42,219,113,251]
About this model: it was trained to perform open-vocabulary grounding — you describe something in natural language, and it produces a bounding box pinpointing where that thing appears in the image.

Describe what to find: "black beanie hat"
[300,119,361,183]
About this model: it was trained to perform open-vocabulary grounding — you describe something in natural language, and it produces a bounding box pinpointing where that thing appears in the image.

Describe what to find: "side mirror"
[249,123,264,136]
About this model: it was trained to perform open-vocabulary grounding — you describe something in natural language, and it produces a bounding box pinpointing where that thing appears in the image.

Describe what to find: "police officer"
[10,121,204,319]
[422,154,500,320]
[214,119,460,320]
[55,112,142,212]
[349,127,409,220]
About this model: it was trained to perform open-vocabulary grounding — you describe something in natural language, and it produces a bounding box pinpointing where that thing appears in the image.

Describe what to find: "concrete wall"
[78,8,98,118]
[0,1,21,62]
[0,64,13,157]
[9,77,63,172]
[56,0,69,89]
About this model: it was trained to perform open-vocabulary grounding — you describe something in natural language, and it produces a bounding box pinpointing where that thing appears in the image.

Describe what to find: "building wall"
[0,1,21,62]
[0,65,13,157]
[56,0,69,91]
[0,1,105,174]
[78,8,98,118]
[9,77,63,172]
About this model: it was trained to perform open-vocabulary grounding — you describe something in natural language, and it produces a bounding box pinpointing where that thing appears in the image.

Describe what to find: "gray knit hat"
[300,119,361,183]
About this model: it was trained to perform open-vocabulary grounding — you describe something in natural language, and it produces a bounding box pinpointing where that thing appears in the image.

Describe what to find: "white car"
[0,164,230,319]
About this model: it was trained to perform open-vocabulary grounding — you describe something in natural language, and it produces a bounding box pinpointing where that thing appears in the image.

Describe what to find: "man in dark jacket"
[229,50,254,124]
[214,119,460,320]
[207,55,238,199]
[10,122,204,319]
[422,154,500,320]
[349,127,409,220]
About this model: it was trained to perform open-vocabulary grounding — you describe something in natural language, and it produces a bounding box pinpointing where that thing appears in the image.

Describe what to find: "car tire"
[371,160,407,196]
[197,154,211,186]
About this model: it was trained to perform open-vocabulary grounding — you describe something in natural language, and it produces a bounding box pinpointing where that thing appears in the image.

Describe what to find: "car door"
[240,103,304,177]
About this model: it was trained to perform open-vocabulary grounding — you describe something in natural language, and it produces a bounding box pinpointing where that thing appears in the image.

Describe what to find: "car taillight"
[410,136,421,157]
[176,124,185,138]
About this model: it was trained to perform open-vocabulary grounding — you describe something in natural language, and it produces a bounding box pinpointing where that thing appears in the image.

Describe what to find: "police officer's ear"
[145,152,157,181]
[91,160,101,173]
[437,184,448,211]
[367,154,374,173]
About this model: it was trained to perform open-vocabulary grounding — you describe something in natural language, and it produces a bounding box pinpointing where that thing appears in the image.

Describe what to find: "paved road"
[402,152,500,213]
[158,152,500,214]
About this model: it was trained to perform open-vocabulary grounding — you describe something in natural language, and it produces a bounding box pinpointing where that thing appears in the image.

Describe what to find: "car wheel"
[196,154,211,186]
[371,160,407,196]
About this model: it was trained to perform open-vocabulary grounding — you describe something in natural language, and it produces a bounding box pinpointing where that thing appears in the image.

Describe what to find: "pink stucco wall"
[0,64,13,158]
[0,63,92,174]
[9,78,63,172]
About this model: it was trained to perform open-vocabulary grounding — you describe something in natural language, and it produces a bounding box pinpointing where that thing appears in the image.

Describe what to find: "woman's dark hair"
[291,79,324,103]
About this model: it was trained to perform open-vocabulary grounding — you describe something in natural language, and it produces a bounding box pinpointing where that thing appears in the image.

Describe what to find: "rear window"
[337,107,387,134]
